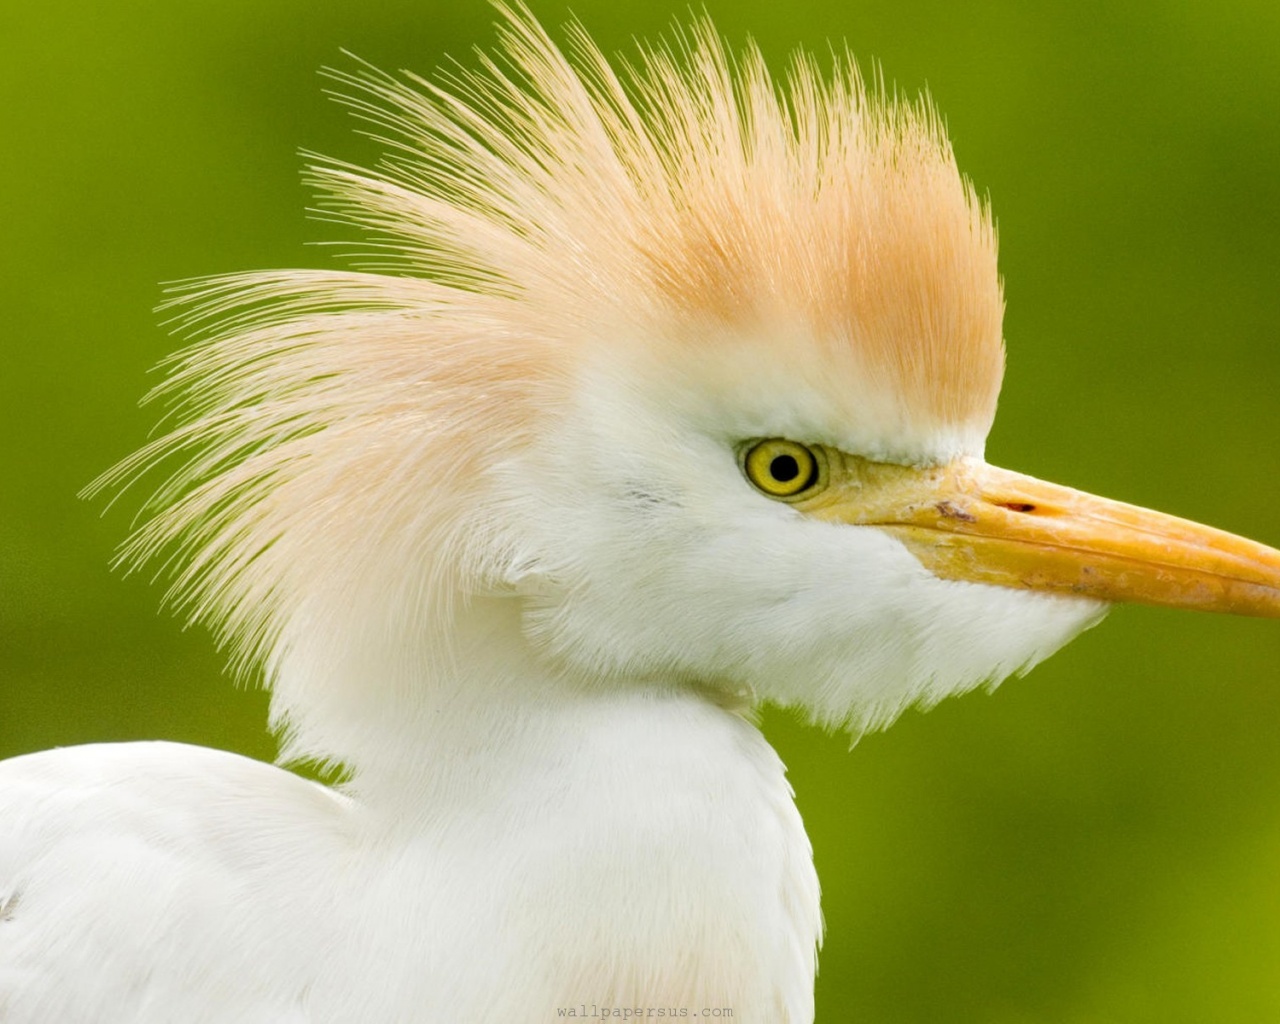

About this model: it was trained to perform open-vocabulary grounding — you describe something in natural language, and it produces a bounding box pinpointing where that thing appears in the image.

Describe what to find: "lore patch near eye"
[743,439,821,499]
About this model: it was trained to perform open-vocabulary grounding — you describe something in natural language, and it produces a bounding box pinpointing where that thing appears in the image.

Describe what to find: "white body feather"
[1,615,820,1022]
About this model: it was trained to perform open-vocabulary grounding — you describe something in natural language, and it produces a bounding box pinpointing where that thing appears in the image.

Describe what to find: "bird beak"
[802,455,1280,616]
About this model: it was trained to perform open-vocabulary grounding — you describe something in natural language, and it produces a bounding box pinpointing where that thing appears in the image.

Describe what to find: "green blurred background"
[5,1,1280,1020]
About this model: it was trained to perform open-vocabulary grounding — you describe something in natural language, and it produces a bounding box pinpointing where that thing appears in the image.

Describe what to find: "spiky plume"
[92,3,1003,680]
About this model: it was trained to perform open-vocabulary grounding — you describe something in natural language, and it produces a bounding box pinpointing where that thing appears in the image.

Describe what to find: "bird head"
[100,5,1280,751]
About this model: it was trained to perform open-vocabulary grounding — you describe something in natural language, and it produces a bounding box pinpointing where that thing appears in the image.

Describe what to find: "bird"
[3,5,1280,1022]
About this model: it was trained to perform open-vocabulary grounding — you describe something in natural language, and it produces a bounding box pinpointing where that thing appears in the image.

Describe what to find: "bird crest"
[95,3,1005,682]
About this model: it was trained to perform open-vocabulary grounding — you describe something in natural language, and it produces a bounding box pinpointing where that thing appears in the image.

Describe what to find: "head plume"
[95,4,1004,691]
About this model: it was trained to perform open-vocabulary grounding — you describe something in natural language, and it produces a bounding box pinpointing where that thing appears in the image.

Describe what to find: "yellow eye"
[742,439,821,499]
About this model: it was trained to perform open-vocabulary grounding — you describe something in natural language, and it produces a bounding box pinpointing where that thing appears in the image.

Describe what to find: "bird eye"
[742,439,822,499]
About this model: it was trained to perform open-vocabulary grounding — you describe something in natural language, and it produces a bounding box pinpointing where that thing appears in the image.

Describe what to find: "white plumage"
[4,7,1279,1022]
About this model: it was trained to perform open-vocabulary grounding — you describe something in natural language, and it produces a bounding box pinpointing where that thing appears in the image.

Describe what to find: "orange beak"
[800,455,1280,617]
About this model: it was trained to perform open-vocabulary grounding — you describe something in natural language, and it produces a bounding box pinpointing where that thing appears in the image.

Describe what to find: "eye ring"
[742,439,823,500]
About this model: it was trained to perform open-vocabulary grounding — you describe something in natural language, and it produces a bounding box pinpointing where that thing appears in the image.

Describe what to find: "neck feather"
[264,595,823,1018]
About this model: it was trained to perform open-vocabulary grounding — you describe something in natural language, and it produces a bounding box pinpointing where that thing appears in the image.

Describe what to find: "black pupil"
[770,454,800,482]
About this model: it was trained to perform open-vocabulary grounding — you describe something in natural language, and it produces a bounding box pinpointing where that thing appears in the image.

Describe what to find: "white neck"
[268,596,823,1021]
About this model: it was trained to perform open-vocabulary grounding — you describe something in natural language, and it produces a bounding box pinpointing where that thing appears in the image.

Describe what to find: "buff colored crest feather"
[96,3,1004,675]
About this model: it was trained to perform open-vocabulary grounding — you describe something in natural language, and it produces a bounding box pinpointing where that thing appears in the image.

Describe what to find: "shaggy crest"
[94,3,1004,682]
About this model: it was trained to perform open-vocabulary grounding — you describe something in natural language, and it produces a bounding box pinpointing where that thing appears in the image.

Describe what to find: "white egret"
[3,7,1279,1022]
